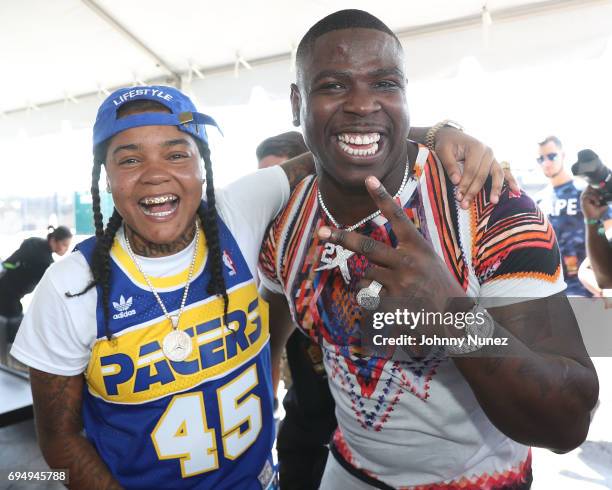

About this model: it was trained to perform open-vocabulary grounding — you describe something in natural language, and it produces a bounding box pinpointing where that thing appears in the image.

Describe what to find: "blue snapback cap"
[93,85,220,150]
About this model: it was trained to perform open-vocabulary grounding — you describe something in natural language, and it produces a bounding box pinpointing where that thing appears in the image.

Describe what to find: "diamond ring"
[356,280,383,310]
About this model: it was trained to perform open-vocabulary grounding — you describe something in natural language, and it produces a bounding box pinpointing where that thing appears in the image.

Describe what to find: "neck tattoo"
[124,220,200,362]
[125,225,196,258]
[315,159,411,284]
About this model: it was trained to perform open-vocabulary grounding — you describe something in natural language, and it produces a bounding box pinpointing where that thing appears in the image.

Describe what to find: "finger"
[364,176,420,243]
[461,148,494,209]
[581,187,599,204]
[435,142,462,186]
[318,226,399,268]
[588,191,605,207]
[582,186,593,197]
[357,268,397,304]
[583,186,599,199]
[488,160,503,205]
[504,168,521,195]
[362,265,393,282]
[457,144,486,199]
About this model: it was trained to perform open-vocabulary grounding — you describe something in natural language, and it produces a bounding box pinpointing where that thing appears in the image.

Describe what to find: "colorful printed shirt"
[259,145,565,489]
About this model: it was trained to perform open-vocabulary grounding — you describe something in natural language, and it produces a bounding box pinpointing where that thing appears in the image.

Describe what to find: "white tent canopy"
[3,0,612,113]
[1,0,612,193]
[3,0,588,112]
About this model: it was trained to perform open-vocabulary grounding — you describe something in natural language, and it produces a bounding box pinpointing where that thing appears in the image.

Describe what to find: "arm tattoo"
[280,153,315,192]
[360,238,377,254]
[31,370,122,490]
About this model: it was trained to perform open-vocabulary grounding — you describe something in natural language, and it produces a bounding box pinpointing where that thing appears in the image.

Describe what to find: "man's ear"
[290,84,301,127]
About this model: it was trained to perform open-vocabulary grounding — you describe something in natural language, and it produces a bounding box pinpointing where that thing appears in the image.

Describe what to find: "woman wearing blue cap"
[11,85,510,489]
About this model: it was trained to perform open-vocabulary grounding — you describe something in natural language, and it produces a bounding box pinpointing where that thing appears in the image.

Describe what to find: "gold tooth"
[141,195,176,205]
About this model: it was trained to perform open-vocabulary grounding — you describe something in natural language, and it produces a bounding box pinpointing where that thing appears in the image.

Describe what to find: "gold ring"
[500,161,511,171]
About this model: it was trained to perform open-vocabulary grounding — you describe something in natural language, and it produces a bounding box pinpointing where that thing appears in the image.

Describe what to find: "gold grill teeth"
[141,195,176,205]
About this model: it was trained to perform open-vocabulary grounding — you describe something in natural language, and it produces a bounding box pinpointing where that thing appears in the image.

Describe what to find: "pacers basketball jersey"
[76,212,276,489]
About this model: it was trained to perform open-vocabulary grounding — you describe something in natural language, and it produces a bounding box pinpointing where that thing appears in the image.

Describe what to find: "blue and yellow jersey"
[76,215,275,489]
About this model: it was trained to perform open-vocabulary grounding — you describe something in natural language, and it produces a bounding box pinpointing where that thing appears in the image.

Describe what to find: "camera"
[571,149,612,203]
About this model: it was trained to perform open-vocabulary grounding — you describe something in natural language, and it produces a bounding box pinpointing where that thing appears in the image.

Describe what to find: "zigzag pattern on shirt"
[407,451,532,490]
[422,149,470,289]
[333,429,531,490]
[470,181,560,284]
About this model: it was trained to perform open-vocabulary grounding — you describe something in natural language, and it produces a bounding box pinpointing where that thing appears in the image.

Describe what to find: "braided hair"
[66,101,229,340]
[196,141,229,323]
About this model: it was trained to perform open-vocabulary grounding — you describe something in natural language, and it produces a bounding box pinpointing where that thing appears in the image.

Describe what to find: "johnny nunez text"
[371,334,509,347]
[370,309,509,348]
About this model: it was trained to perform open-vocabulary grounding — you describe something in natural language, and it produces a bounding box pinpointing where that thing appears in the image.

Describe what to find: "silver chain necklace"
[317,160,411,231]
[123,220,200,362]
[315,160,411,284]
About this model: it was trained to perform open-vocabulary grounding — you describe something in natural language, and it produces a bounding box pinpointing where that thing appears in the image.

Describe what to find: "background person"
[257,131,337,490]
[0,226,72,371]
[0,225,72,368]
[0,225,72,319]
[535,135,609,296]
[257,131,309,169]
[581,185,612,291]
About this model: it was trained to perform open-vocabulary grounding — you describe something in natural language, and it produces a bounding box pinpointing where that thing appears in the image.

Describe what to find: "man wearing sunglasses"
[536,135,607,296]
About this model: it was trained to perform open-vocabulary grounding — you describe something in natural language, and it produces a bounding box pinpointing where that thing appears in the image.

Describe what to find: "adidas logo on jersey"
[112,295,136,320]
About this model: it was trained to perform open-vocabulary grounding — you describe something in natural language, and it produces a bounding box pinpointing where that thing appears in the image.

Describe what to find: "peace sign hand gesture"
[317,176,472,339]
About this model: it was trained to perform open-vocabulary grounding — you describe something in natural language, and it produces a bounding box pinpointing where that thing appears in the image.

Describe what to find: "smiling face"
[104,124,203,246]
[292,28,409,189]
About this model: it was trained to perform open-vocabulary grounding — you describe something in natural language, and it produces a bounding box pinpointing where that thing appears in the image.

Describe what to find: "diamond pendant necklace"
[315,160,411,284]
[123,220,200,362]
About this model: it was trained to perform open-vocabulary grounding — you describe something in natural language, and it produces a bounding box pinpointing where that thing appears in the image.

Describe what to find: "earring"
[106,179,111,193]
[293,117,300,127]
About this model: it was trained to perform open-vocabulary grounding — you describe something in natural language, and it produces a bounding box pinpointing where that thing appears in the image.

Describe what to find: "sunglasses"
[537,153,559,164]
